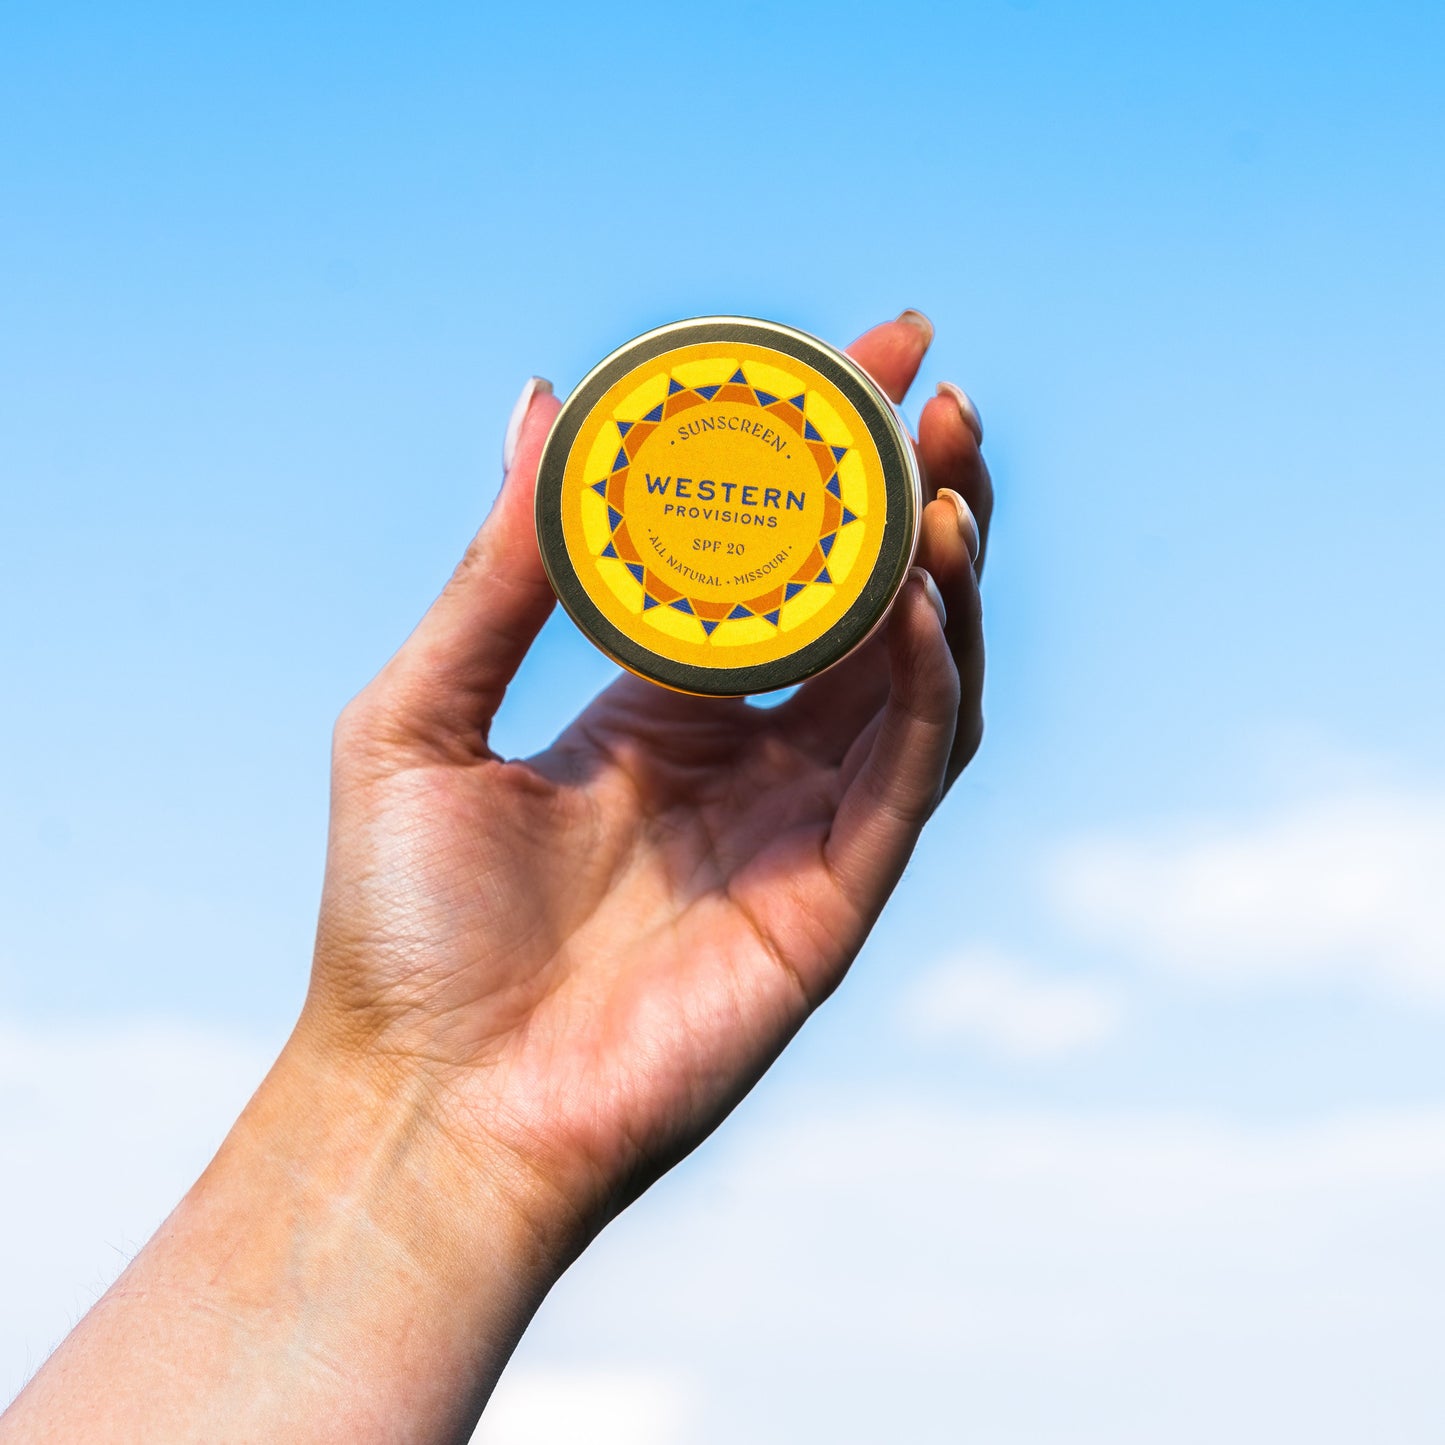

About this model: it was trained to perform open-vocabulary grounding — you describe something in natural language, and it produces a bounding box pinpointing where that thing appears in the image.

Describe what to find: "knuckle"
[331,692,372,758]
[332,687,396,768]
[446,529,494,595]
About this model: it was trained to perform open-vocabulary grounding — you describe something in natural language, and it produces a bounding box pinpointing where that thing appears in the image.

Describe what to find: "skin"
[1,312,994,1444]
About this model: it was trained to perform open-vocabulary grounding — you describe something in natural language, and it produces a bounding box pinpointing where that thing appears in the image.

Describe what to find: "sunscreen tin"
[535,317,921,696]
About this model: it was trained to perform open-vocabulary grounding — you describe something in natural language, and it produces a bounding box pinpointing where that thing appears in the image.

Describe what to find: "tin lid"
[535,317,920,696]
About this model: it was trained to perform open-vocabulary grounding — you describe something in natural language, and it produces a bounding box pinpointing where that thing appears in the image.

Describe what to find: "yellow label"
[559,340,890,671]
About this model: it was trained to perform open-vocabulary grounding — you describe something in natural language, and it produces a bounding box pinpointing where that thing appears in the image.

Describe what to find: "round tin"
[535,317,922,696]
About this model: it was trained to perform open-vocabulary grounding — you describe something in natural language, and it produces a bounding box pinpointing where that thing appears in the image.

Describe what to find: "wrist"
[227,1020,578,1301]
[271,1010,594,1275]
[166,1023,570,1437]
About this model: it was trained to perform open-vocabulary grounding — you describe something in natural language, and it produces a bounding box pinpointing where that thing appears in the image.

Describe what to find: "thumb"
[366,376,562,752]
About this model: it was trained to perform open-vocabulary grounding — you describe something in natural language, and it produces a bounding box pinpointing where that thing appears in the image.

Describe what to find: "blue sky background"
[3,3,1444,1438]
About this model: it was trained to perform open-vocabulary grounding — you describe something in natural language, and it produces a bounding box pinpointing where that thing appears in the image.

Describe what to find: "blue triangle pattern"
[753,389,777,406]
[728,603,751,620]
[643,593,659,609]
[617,420,633,436]
[601,541,618,558]
[830,445,847,461]
[696,384,721,400]
[612,449,629,471]
[841,506,857,525]
[607,506,623,530]
[700,618,719,635]
[816,567,832,584]
[819,532,836,556]
[670,597,693,614]
[643,403,664,423]
[728,368,747,384]
[626,562,644,583]
[787,393,806,409]
[764,609,780,625]
[804,420,822,441]
[826,474,841,497]
[668,377,685,394]
[591,479,607,495]
[785,581,806,600]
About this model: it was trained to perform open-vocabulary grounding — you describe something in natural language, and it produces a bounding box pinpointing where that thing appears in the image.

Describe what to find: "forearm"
[2,1029,570,1444]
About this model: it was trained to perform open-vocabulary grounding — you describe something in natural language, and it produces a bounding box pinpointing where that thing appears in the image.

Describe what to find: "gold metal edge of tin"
[534,317,921,697]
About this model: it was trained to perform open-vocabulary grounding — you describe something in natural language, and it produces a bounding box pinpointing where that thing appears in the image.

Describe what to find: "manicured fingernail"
[909,565,947,627]
[936,380,983,444]
[897,308,935,347]
[503,376,553,472]
[937,487,981,565]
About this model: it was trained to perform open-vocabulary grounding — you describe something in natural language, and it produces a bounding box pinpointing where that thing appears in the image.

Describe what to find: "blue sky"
[3,2,1444,1438]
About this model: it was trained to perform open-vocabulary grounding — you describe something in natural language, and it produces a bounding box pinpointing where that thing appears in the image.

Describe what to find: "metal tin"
[534,316,922,696]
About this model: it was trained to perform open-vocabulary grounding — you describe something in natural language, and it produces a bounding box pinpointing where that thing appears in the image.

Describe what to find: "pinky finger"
[915,496,986,793]
[823,569,959,912]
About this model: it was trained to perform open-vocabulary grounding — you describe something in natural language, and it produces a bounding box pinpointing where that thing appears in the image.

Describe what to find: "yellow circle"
[559,339,890,672]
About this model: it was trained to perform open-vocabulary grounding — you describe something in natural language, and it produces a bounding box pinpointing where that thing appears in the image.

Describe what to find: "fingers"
[918,382,994,572]
[824,570,959,907]
[784,491,984,796]
[774,307,933,756]
[914,376,989,785]
[777,628,892,764]
[362,377,563,752]
[782,325,992,782]
[843,309,934,404]
[915,495,985,789]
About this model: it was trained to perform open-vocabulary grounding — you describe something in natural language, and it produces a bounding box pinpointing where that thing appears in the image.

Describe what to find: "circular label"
[557,339,890,675]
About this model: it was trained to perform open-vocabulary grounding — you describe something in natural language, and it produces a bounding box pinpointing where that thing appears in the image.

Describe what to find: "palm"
[322,670,881,1213]
[308,315,991,1235]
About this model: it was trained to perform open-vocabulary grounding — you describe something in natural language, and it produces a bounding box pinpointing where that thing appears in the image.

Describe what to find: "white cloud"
[522,1096,1445,1445]
[475,1367,695,1445]
[7,1015,1445,1444]
[0,1017,274,1405]
[1053,790,1445,1000]
[897,947,1120,1058]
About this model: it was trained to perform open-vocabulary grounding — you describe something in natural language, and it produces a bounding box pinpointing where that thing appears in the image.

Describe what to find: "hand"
[0,311,994,1444]
[300,310,994,1255]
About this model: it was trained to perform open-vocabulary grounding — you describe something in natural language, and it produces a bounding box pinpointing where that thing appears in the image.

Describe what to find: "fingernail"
[896,308,935,347]
[936,380,984,444]
[937,487,981,565]
[908,565,947,628]
[504,376,553,472]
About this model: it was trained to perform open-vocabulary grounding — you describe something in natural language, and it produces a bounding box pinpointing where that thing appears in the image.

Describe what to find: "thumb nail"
[504,376,553,473]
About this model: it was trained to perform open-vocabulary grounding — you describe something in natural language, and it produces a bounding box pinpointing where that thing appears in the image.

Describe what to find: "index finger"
[844,309,934,404]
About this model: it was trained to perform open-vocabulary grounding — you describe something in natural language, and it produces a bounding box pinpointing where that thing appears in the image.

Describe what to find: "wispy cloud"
[527,1095,1445,1444]
[7,1014,1445,1443]
[0,1017,273,1405]
[477,1368,695,1445]
[1052,790,1445,1000]
[897,948,1121,1058]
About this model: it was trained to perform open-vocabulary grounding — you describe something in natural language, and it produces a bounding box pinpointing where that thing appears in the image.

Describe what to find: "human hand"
[0,311,994,1443]
[298,310,994,1261]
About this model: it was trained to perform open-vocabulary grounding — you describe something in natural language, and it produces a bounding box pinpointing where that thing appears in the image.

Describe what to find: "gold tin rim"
[535,316,921,697]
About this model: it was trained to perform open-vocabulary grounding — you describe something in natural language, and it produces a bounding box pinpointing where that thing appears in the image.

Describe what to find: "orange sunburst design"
[591,368,861,639]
